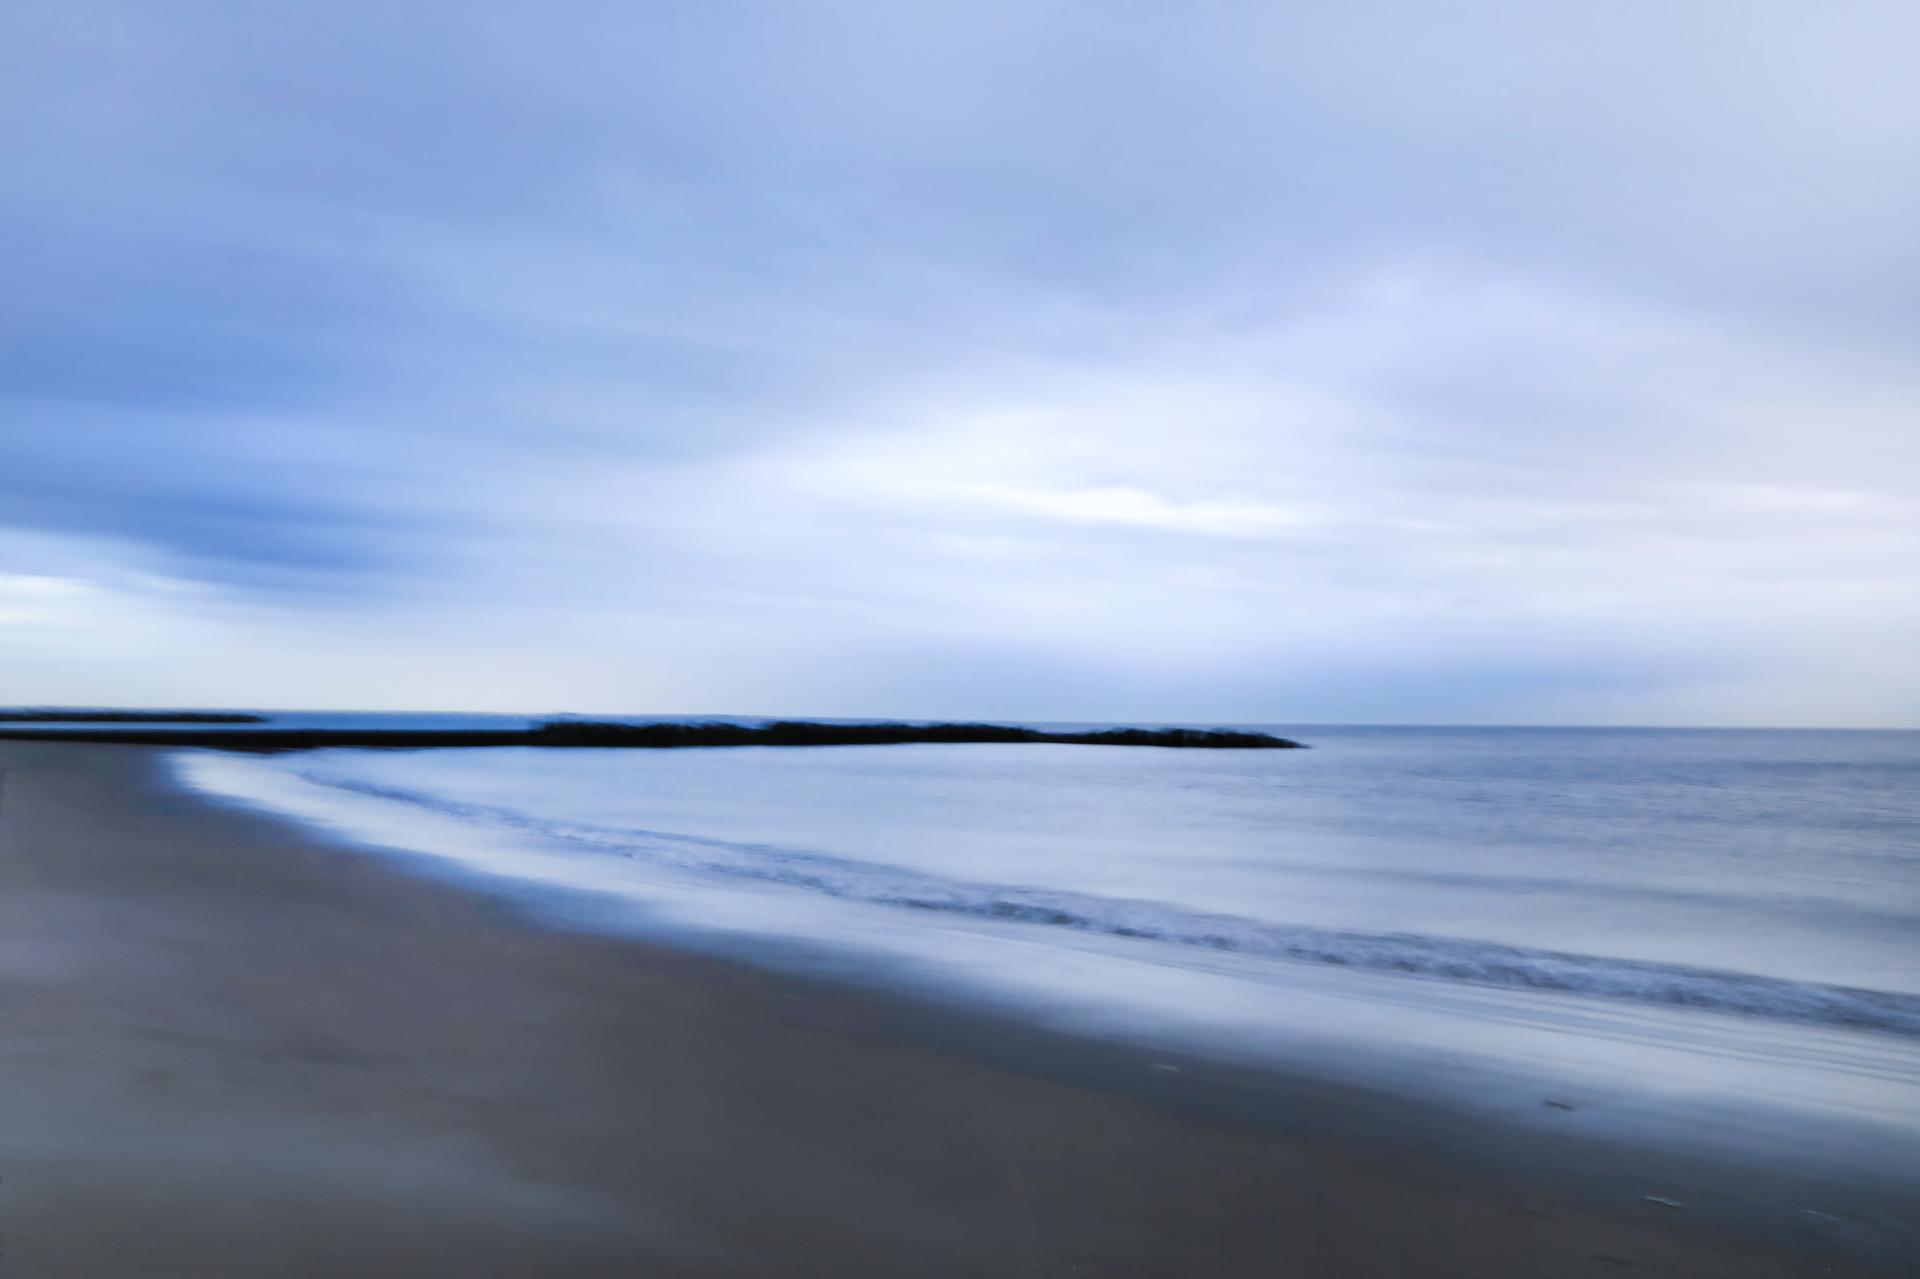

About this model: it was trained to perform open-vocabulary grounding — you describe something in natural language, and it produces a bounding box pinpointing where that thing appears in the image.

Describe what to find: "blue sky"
[3,1,1917,725]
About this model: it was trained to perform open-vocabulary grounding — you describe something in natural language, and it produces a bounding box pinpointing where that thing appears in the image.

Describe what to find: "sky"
[3,1,1917,726]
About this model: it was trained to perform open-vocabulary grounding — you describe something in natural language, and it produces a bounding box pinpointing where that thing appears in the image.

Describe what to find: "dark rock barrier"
[0,719,1303,752]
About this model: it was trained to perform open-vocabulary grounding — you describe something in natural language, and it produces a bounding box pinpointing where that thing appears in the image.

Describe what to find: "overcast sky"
[3,1,1916,725]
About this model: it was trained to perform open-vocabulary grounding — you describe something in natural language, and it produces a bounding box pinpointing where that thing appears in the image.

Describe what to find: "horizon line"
[4,705,1915,734]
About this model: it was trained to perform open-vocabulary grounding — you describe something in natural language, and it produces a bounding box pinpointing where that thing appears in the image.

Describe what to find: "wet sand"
[0,741,1896,1276]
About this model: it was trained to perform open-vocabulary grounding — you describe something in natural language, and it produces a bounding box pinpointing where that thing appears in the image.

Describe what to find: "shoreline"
[0,740,1906,1275]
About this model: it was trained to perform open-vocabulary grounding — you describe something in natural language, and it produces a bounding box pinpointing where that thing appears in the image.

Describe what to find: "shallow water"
[175,723,1920,1161]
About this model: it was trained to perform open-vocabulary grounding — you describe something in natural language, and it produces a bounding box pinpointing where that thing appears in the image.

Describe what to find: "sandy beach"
[0,740,1901,1277]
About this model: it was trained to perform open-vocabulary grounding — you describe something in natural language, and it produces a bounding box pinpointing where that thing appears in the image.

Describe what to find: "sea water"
[174,723,1920,1168]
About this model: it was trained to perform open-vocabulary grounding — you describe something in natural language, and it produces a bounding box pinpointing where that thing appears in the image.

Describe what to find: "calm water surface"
[177,721,1920,1160]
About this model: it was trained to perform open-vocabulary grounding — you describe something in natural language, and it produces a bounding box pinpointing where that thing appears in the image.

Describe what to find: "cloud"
[1,0,1915,723]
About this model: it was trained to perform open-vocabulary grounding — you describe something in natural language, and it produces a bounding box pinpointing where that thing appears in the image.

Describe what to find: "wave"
[281,767,1920,1040]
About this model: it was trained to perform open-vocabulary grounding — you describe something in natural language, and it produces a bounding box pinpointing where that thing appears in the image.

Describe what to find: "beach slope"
[0,742,1882,1276]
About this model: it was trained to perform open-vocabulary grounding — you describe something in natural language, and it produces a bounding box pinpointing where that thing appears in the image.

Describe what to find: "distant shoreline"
[0,718,1304,752]
[0,710,268,724]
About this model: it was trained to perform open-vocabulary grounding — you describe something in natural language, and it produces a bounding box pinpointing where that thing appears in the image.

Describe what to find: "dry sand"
[0,741,1899,1276]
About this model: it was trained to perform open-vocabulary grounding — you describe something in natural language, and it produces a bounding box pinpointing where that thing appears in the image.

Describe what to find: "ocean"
[174,720,1920,1168]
